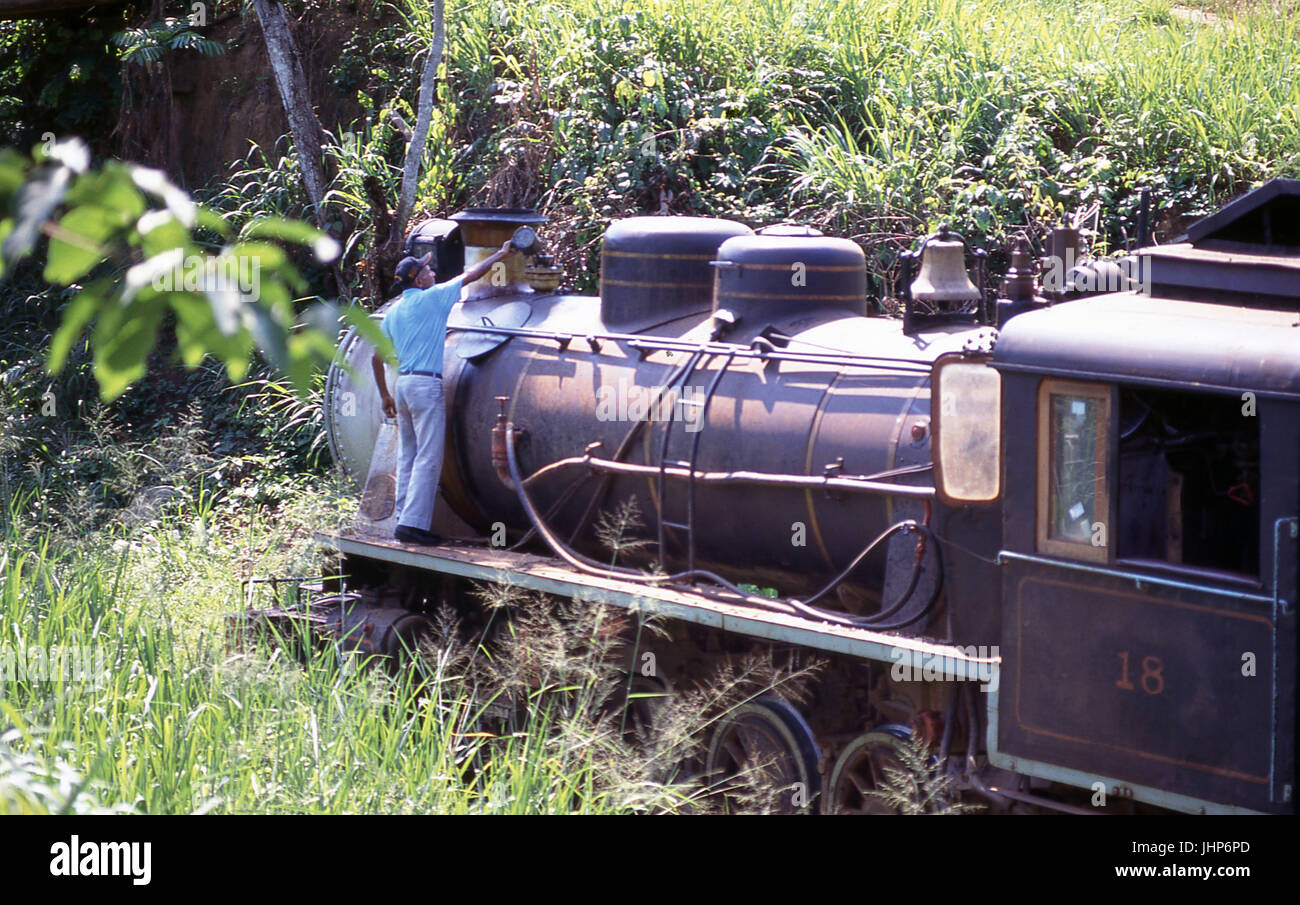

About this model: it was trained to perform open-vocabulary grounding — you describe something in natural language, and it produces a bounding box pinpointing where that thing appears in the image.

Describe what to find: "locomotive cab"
[931,184,1300,814]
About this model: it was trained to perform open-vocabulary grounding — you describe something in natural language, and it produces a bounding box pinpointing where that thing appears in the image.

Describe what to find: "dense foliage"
[423,0,1300,284]
[192,0,1300,299]
[0,10,122,154]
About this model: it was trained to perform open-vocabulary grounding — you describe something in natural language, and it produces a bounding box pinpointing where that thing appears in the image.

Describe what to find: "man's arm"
[372,351,396,419]
[458,240,515,288]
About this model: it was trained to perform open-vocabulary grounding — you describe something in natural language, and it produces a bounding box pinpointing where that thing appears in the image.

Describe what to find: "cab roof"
[992,293,1300,399]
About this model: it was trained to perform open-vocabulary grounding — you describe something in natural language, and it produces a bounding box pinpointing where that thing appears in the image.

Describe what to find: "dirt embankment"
[121,3,386,188]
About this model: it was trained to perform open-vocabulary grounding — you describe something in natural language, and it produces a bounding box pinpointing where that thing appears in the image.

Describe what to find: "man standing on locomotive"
[371,240,515,544]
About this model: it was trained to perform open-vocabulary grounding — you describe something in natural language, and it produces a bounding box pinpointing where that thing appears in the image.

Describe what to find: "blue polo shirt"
[381,275,464,374]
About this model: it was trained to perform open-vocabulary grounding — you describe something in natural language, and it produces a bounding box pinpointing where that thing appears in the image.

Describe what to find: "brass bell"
[909,237,981,310]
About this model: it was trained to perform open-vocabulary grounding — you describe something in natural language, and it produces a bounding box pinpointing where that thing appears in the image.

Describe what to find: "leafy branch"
[110,18,226,66]
[0,137,387,400]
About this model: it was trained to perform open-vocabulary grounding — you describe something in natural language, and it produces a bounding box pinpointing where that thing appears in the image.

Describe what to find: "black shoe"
[394,526,442,545]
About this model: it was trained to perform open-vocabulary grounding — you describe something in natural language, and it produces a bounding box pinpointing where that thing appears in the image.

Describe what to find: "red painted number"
[1116,651,1165,696]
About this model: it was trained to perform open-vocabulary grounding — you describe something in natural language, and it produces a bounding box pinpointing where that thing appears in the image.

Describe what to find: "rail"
[994,550,1276,605]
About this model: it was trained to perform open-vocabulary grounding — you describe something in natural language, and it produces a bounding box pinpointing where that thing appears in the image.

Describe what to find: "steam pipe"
[516,450,937,499]
[685,350,738,572]
[504,423,942,629]
[503,422,805,618]
[656,350,707,558]
[566,349,707,546]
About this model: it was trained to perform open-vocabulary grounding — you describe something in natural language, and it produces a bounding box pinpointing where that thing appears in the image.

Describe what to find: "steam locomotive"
[283,180,1298,815]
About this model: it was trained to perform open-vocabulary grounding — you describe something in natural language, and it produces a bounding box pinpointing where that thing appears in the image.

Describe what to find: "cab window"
[1037,380,1111,562]
[1116,386,1259,578]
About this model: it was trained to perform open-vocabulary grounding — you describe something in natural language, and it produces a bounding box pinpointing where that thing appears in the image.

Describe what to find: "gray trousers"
[393,374,446,531]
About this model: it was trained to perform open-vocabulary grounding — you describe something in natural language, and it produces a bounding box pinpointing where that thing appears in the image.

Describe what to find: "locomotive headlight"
[931,353,1002,504]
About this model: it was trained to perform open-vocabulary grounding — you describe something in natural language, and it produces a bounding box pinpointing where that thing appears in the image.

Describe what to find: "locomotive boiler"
[327,211,981,619]
[291,181,1299,816]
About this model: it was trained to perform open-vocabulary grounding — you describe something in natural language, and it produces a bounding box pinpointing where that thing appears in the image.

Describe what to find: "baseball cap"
[387,252,433,296]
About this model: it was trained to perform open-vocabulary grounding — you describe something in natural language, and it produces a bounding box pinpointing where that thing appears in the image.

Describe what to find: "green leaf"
[223,353,251,383]
[46,277,112,374]
[254,275,292,318]
[247,304,290,374]
[244,217,340,262]
[66,163,144,219]
[92,296,166,400]
[169,291,218,367]
[44,204,117,284]
[170,291,250,369]
[139,212,192,258]
[285,332,323,398]
[341,303,391,357]
[194,205,232,239]
[0,149,30,200]
[0,219,11,280]
[227,240,286,272]
[231,243,308,296]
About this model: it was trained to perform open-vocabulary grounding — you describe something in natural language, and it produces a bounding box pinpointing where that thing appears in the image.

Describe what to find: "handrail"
[445,321,935,373]
[995,549,1276,605]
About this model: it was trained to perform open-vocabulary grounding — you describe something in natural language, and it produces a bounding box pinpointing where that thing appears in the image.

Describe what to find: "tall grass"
[0,483,816,814]
[0,498,628,813]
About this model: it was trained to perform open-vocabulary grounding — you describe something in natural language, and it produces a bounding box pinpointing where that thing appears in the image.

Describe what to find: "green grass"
[0,481,809,814]
[0,485,626,814]
[432,0,1299,273]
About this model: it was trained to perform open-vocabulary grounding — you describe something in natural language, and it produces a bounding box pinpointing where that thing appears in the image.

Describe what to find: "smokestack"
[449,208,547,300]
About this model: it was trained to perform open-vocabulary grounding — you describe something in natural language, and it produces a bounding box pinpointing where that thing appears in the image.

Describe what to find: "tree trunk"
[251,0,328,224]
[252,0,352,300]
[368,0,446,304]
[252,0,445,306]
[395,0,446,233]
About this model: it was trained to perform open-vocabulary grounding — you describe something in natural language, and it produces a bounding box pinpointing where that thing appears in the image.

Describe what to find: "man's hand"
[372,350,396,419]
[462,241,517,286]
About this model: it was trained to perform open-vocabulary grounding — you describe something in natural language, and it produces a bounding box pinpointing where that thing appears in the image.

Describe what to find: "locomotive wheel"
[821,724,915,815]
[705,696,821,814]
